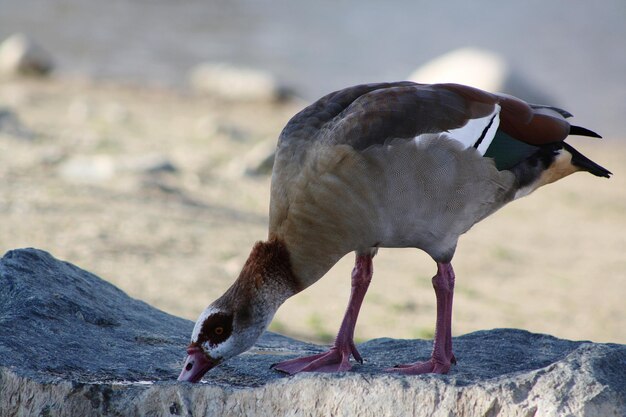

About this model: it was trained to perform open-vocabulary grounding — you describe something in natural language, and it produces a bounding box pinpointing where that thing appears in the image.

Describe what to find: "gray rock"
[189,63,291,102]
[1,249,624,417]
[408,48,554,105]
[0,33,54,77]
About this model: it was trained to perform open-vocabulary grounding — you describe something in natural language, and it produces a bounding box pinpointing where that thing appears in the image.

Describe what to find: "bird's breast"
[269,135,515,282]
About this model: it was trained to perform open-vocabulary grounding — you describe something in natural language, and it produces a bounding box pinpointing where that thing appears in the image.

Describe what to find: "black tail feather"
[569,125,602,139]
[562,142,612,178]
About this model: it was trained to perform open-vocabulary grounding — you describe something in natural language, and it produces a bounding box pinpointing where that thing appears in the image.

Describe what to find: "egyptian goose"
[178,82,611,382]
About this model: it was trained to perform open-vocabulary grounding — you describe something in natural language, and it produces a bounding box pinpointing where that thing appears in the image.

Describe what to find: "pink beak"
[177,346,216,382]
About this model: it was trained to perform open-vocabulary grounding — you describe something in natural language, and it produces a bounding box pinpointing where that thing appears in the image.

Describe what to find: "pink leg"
[386,262,456,374]
[272,253,374,374]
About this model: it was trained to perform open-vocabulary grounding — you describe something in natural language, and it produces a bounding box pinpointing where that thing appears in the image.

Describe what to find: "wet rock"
[409,48,553,105]
[1,248,624,417]
[0,33,54,77]
[189,63,291,102]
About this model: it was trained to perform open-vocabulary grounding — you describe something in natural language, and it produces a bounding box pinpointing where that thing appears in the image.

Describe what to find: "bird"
[177,81,611,382]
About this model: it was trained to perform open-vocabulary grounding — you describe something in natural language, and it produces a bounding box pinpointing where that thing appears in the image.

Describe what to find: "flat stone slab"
[1,248,624,416]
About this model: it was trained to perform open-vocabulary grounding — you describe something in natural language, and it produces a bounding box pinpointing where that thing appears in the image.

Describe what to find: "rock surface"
[1,249,624,417]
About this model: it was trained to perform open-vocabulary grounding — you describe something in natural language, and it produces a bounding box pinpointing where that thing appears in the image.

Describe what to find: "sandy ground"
[1,77,624,346]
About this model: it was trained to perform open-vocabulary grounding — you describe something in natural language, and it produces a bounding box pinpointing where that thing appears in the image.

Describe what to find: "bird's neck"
[219,238,303,319]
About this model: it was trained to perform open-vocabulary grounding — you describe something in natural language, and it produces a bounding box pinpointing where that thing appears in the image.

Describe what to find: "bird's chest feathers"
[269,137,513,281]
[269,145,377,284]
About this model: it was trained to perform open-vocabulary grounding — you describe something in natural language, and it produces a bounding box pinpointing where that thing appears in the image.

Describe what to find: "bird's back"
[268,82,610,287]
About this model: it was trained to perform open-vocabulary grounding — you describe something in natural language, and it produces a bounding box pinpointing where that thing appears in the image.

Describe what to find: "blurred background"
[1,1,625,344]
[2,0,626,135]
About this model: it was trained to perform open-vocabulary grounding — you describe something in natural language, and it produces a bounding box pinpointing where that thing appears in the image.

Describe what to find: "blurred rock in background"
[0,107,35,140]
[189,63,293,102]
[409,48,553,105]
[0,33,54,78]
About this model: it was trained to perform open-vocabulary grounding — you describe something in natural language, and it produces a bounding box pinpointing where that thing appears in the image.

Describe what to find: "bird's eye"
[198,312,232,346]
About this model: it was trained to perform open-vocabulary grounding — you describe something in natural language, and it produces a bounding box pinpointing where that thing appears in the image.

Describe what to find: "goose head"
[178,239,299,382]
[177,303,270,382]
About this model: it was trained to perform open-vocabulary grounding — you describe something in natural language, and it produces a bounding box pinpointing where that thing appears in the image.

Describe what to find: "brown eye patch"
[198,312,233,347]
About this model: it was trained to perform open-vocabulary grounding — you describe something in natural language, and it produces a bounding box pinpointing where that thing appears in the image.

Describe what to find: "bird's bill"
[177,346,216,382]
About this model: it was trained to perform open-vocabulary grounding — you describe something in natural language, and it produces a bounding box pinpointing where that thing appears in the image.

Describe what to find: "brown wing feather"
[499,101,570,144]
[278,82,415,143]
[280,82,574,150]
[320,83,497,150]
[439,84,572,145]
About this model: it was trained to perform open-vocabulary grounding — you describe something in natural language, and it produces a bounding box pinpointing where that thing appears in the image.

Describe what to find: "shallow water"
[1,0,625,136]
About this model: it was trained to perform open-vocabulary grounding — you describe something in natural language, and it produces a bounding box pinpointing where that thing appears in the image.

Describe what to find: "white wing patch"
[414,104,501,155]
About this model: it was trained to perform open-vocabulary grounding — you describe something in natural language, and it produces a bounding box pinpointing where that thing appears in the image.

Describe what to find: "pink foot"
[385,354,456,375]
[271,343,362,374]
[386,262,457,375]
[272,254,373,375]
